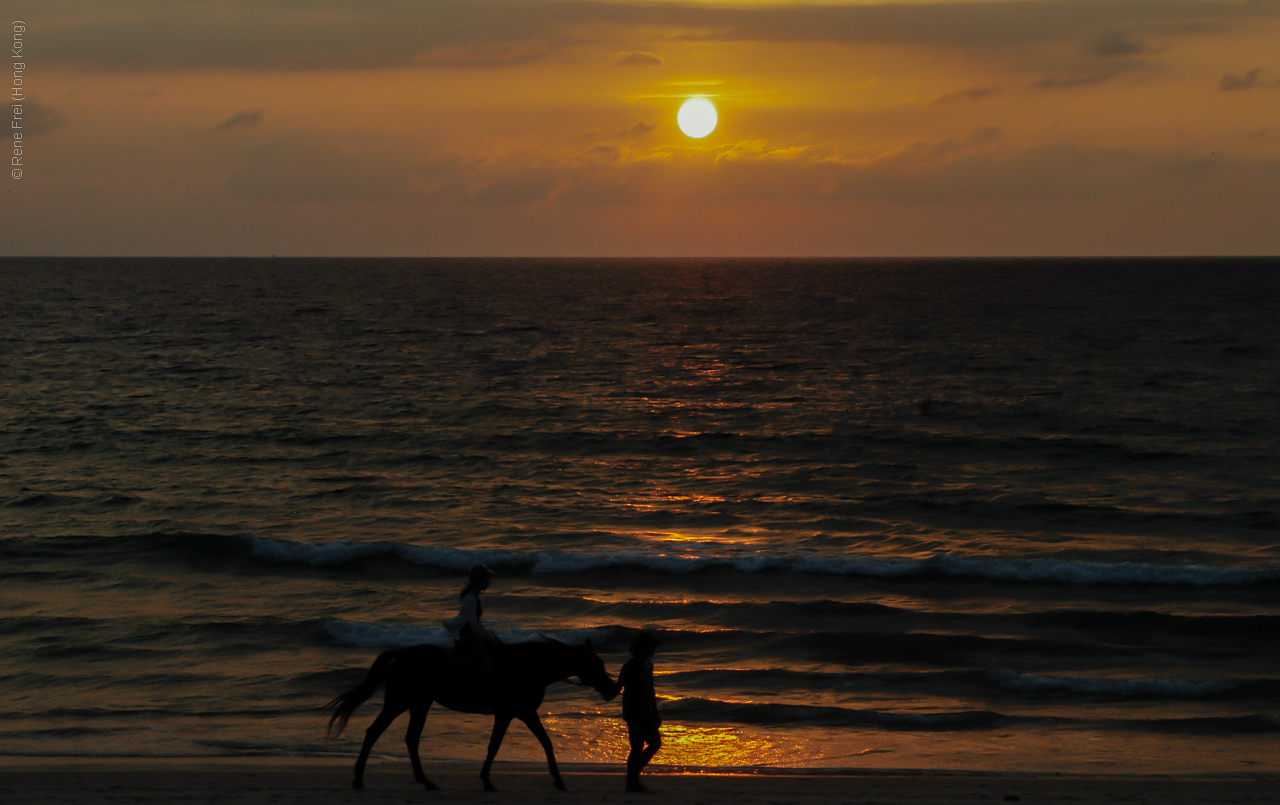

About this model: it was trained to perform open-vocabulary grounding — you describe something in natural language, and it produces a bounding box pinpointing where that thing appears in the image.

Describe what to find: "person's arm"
[611,663,630,702]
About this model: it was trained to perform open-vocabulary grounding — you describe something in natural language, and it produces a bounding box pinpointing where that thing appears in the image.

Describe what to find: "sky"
[5,0,1280,256]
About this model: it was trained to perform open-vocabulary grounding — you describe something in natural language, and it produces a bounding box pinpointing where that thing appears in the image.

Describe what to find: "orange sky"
[6,0,1280,255]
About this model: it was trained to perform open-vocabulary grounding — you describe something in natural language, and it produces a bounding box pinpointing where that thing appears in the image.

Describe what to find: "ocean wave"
[663,667,1280,703]
[662,696,1012,731]
[663,696,1280,736]
[4,532,1275,587]
[322,620,1113,667]
[10,706,319,720]
[1121,714,1280,735]
[0,727,128,739]
[323,618,616,649]
[241,535,1279,587]
[191,739,352,757]
[4,492,78,508]
[986,669,1240,697]
[1023,609,1280,639]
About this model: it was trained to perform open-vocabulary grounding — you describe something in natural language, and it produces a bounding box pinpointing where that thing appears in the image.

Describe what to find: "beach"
[3,760,1277,805]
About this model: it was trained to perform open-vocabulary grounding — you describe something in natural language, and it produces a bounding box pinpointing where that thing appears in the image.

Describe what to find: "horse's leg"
[405,703,439,791]
[519,712,566,792]
[479,714,512,792]
[352,702,406,790]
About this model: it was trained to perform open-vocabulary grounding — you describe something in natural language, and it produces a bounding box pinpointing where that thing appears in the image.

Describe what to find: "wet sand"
[2,759,1275,805]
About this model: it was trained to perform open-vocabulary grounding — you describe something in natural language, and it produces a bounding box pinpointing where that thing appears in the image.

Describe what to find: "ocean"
[2,257,1279,775]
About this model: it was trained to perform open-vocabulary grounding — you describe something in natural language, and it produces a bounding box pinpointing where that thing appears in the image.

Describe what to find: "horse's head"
[571,639,618,701]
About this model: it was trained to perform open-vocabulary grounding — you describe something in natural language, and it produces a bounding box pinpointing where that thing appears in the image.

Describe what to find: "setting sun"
[677,98,718,139]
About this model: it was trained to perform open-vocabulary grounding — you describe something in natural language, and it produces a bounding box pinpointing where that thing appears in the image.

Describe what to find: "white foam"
[926,553,1270,587]
[246,536,529,569]
[324,619,453,648]
[987,668,1239,697]
[242,535,1278,587]
[323,618,614,649]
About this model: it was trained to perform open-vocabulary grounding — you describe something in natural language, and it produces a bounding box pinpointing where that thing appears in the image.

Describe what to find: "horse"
[325,638,617,792]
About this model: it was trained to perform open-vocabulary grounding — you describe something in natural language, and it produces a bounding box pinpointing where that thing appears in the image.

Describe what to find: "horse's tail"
[324,650,397,737]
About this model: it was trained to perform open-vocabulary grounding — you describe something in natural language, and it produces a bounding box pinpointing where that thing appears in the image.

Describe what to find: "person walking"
[615,631,662,792]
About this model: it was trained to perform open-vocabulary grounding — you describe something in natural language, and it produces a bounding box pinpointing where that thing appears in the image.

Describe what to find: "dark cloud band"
[34,0,1280,71]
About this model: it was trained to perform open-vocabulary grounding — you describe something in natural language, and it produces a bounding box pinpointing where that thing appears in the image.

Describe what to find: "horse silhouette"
[326,638,617,792]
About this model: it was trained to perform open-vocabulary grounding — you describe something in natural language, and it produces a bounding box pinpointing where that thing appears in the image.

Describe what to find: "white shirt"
[442,591,492,640]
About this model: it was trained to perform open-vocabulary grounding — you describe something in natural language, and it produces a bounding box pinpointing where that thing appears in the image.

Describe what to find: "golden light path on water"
[644,725,776,768]
[548,712,903,771]
[565,718,785,768]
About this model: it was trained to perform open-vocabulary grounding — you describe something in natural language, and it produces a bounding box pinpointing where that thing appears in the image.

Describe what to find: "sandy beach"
[2,760,1276,805]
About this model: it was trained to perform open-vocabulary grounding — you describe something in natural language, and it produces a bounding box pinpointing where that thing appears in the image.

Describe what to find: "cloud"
[223,131,566,205]
[617,51,663,66]
[650,0,1279,50]
[551,127,1247,207]
[590,125,1280,209]
[411,42,550,68]
[934,87,999,104]
[1086,32,1151,58]
[20,97,70,134]
[826,140,1147,205]
[224,134,466,203]
[34,0,570,70]
[580,120,656,140]
[1034,71,1124,89]
[215,109,264,132]
[31,0,1280,71]
[468,171,562,204]
[1219,67,1262,90]
[622,120,657,137]
[223,123,1280,211]
[587,144,622,160]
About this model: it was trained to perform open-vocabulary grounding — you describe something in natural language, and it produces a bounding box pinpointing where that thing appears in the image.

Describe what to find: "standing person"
[615,632,662,792]
[442,565,501,701]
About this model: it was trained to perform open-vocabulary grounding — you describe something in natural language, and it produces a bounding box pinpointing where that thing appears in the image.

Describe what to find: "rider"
[442,565,502,692]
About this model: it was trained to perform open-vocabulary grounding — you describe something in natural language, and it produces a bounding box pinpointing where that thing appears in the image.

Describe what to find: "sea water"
[2,257,1278,774]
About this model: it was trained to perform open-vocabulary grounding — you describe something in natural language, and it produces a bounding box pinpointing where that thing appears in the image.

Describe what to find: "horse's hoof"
[553,778,567,792]
[352,779,364,791]
[483,782,499,793]
[422,779,440,792]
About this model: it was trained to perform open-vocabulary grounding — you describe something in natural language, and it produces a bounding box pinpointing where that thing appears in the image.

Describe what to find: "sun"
[677,98,718,139]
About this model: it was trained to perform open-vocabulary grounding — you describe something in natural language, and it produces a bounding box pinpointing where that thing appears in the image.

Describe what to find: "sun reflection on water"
[655,724,780,768]
[569,717,787,769]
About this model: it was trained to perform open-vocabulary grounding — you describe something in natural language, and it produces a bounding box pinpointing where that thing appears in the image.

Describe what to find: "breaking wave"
[986,669,1240,697]
[242,535,1279,587]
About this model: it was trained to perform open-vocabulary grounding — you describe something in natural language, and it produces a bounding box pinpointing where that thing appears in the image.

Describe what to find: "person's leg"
[626,724,645,774]
[455,632,492,707]
[638,723,662,770]
[626,721,648,791]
